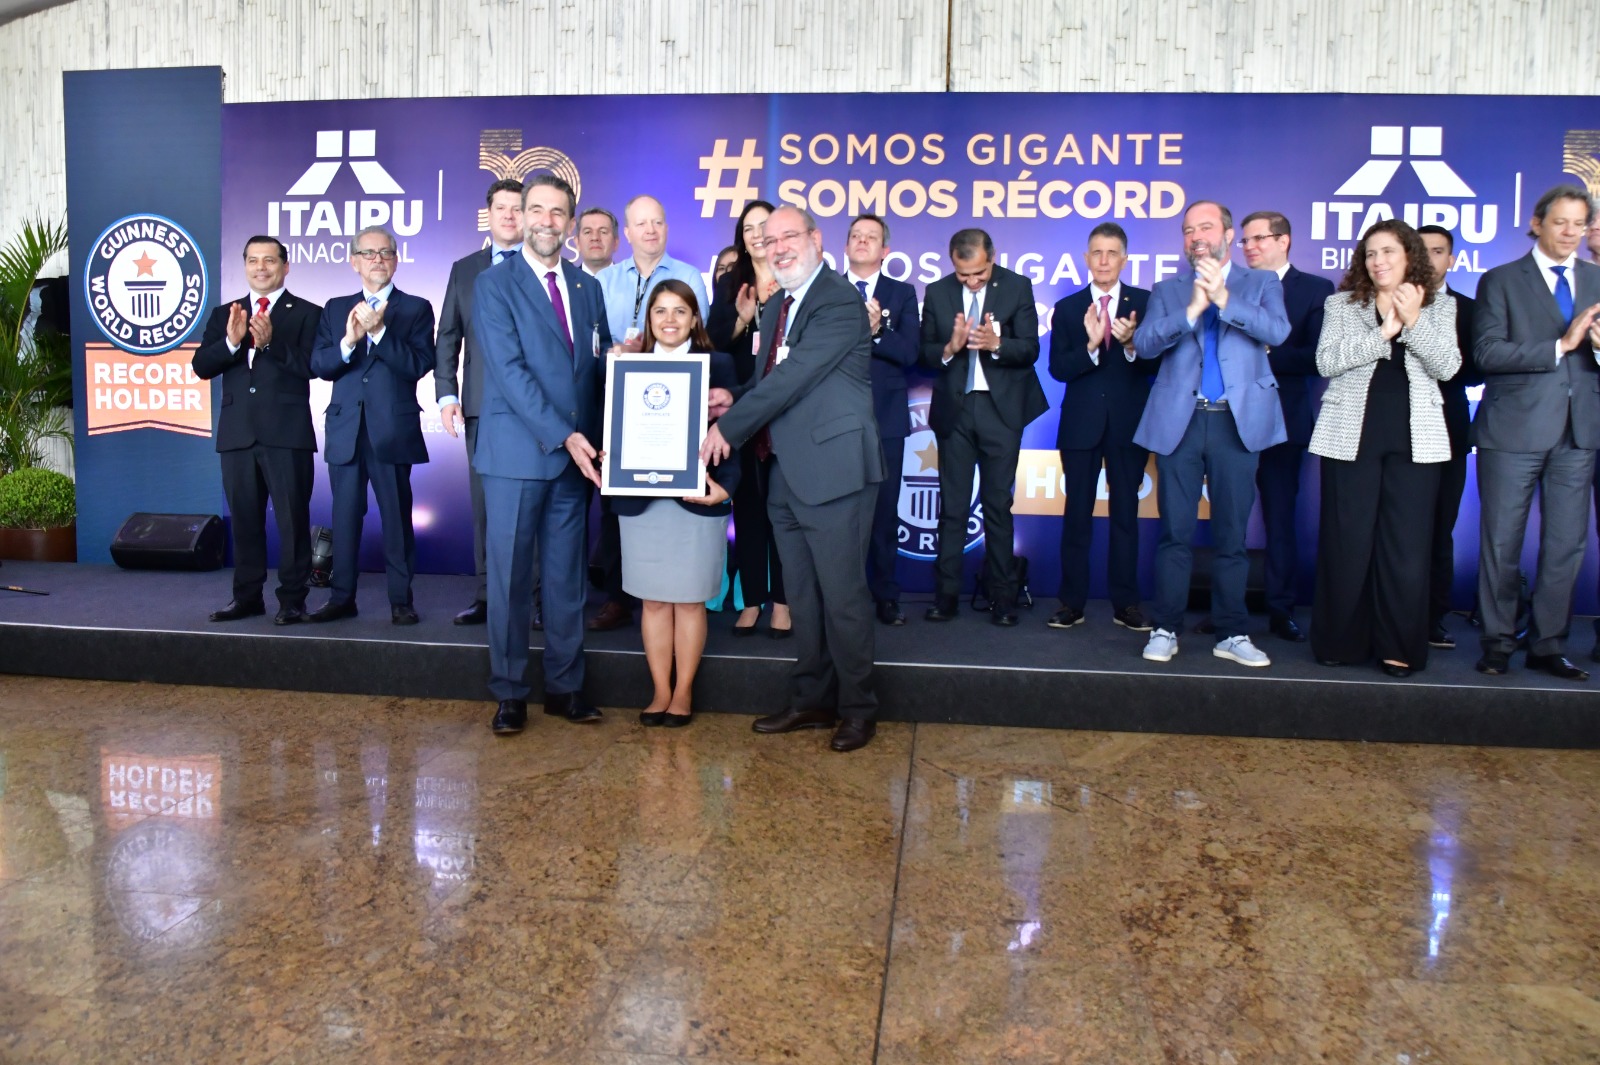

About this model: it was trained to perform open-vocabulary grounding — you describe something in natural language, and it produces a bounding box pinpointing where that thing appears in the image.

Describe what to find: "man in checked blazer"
[701,205,885,753]
[1472,184,1600,679]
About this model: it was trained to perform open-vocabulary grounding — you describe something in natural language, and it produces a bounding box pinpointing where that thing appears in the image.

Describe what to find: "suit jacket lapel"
[1519,255,1567,332]
[563,260,593,369]
[513,258,566,350]
[1576,259,1600,312]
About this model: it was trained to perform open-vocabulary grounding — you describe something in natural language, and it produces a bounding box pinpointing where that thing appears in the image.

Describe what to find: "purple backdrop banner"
[218,92,1600,611]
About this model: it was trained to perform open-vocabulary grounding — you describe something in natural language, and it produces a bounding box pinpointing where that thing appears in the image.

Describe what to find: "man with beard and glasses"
[1132,200,1290,668]
[700,206,885,753]
[472,175,612,734]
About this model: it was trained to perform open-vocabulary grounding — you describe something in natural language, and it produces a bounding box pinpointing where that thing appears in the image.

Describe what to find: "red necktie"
[248,296,268,367]
[752,297,794,461]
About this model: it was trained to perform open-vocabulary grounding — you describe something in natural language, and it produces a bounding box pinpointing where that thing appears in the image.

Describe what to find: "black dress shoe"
[662,711,693,729]
[752,707,838,733]
[1380,662,1413,678]
[1526,653,1590,681]
[1476,652,1510,676]
[391,604,419,626]
[1428,622,1456,649]
[209,600,265,622]
[1316,658,1346,667]
[1269,616,1307,642]
[1193,616,1216,635]
[876,600,906,626]
[639,709,668,727]
[1048,606,1085,629]
[308,599,358,623]
[544,690,603,722]
[274,605,307,626]
[924,596,959,622]
[491,699,528,735]
[991,601,1018,627]
[1112,605,1152,632]
[453,601,487,625]
[587,601,632,632]
[830,718,876,752]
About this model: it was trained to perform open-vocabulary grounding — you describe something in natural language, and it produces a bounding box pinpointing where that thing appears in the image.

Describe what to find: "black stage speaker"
[110,513,226,571]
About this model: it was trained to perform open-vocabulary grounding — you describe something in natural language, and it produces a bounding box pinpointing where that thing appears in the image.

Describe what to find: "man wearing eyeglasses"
[700,205,885,753]
[1132,201,1290,669]
[309,225,437,625]
[1234,211,1333,644]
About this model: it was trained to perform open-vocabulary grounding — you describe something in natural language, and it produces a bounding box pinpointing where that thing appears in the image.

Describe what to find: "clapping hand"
[1082,302,1107,351]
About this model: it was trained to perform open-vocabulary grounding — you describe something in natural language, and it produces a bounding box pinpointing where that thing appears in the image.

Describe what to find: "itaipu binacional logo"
[84,214,207,354]
[897,394,983,561]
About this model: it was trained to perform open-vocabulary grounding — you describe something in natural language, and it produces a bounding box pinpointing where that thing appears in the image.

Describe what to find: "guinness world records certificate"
[600,352,709,497]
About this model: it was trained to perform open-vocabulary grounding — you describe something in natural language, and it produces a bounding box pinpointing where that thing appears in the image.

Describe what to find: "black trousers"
[868,435,905,603]
[1057,436,1146,611]
[730,446,785,608]
[220,443,313,608]
[1256,440,1306,620]
[1311,407,1440,668]
[1428,445,1469,624]
[934,392,1022,605]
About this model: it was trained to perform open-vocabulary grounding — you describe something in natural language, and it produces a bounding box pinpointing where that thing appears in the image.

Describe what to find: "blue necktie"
[856,279,868,300]
[965,291,981,393]
[1201,305,1224,402]
[1552,265,1574,324]
[496,249,515,265]
[366,295,380,353]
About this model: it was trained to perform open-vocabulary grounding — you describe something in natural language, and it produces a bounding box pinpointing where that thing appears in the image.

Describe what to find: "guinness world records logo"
[897,394,983,561]
[83,213,208,354]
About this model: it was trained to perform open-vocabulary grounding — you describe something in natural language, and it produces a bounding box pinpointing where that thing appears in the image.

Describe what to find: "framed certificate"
[600,352,709,497]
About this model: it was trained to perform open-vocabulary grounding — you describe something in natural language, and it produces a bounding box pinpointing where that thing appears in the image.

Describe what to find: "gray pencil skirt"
[619,500,730,604]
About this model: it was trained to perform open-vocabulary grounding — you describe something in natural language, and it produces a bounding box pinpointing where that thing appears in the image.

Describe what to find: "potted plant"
[0,219,72,478]
[0,467,76,561]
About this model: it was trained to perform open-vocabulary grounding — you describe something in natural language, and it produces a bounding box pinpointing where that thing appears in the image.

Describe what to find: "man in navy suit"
[1047,222,1152,632]
[434,178,526,627]
[308,226,436,625]
[1132,201,1290,668]
[1237,210,1333,643]
[192,236,322,625]
[842,213,920,626]
[472,174,613,733]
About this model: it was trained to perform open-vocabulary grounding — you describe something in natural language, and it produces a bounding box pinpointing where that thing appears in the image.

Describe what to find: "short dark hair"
[1528,183,1594,237]
[1086,222,1128,251]
[949,228,993,261]
[1241,210,1290,237]
[523,174,576,217]
[1186,200,1234,231]
[242,236,288,261]
[1416,224,1454,252]
[485,178,523,207]
[849,213,891,244]
[578,206,618,232]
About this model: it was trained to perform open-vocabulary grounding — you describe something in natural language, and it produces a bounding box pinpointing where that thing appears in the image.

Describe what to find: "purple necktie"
[1098,293,1112,356]
[545,270,573,360]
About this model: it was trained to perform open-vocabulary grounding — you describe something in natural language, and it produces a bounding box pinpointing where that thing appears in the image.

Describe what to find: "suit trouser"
[1255,440,1306,620]
[1151,409,1258,639]
[934,392,1022,605]
[328,414,415,607]
[1311,445,1440,668]
[731,447,786,608]
[767,459,878,720]
[1058,436,1147,611]
[221,443,314,608]
[465,417,537,604]
[483,465,588,702]
[1477,436,1595,657]
[1428,445,1470,624]
[867,435,905,603]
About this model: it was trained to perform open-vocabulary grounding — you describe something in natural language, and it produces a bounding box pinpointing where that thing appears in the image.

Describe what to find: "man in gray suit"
[435,178,525,626]
[702,205,885,752]
[1473,184,1600,679]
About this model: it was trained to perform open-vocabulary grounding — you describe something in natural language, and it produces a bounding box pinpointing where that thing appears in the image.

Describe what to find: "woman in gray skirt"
[613,280,741,727]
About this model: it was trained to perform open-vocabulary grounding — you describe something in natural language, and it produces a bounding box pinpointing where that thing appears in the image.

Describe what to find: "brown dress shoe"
[587,600,633,631]
[830,719,876,752]
[752,707,838,734]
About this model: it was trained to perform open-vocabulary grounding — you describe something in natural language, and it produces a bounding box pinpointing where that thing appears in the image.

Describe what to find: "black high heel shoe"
[732,606,761,637]
[639,710,668,726]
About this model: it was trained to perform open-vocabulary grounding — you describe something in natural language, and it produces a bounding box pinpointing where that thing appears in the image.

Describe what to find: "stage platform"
[1,560,1596,749]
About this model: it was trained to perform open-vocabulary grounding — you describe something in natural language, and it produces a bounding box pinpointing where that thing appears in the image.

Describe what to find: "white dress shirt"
[339,280,395,363]
[226,285,285,368]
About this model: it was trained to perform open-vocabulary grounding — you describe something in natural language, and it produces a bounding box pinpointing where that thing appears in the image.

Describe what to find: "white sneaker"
[1143,628,1178,662]
[1214,635,1271,668]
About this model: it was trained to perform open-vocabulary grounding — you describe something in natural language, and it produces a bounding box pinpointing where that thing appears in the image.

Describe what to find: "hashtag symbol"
[696,139,763,218]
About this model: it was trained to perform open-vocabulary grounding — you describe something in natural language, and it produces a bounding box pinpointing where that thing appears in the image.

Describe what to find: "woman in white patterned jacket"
[1309,219,1460,678]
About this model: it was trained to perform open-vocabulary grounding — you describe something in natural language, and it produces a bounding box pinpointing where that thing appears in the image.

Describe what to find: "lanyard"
[631,268,655,328]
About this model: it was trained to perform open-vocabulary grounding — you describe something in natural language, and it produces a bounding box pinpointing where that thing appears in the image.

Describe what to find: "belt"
[1195,397,1229,411]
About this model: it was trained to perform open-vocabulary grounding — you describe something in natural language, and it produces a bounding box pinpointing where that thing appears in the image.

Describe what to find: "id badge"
[591,325,601,358]
[774,345,791,366]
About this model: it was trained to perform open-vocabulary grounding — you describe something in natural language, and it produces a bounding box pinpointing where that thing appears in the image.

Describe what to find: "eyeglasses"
[1238,234,1284,247]
[353,248,398,261]
[758,231,808,250]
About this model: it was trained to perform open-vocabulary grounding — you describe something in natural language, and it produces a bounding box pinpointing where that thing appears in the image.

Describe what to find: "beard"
[1187,240,1226,268]
[526,226,563,259]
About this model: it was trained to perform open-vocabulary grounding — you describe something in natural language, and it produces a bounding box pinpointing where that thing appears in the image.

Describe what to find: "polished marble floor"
[0,675,1597,1063]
